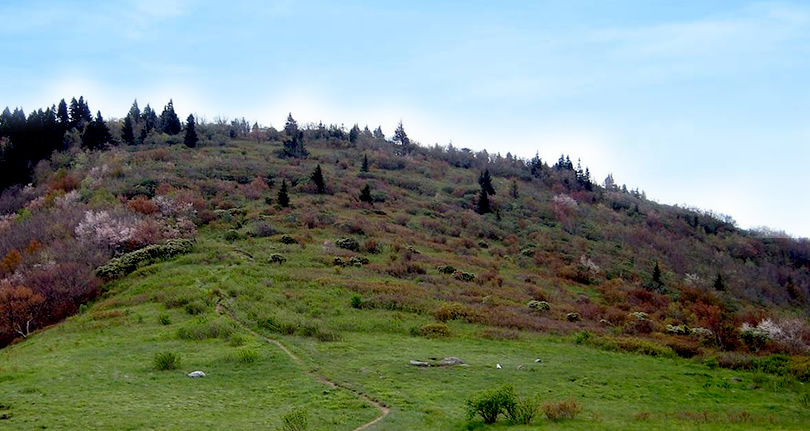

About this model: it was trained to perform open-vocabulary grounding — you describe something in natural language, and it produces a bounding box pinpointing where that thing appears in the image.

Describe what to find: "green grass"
[1,230,809,430]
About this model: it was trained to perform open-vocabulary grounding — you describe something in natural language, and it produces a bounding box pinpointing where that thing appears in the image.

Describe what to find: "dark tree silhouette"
[159,100,182,135]
[359,184,373,204]
[69,96,92,129]
[121,115,135,145]
[277,179,290,208]
[477,189,492,214]
[128,100,141,122]
[349,124,360,144]
[282,113,307,158]
[652,261,662,285]
[478,169,496,195]
[183,114,198,148]
[311,164,325,194]
[56,99,69,132]
[81,111,113,150]
[393,121,410,155]
[361,154,369,173]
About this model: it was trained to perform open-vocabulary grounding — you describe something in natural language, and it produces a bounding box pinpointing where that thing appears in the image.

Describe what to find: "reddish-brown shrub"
[0,284,45,340]
[0,249,22,275]
[127,196,159,215]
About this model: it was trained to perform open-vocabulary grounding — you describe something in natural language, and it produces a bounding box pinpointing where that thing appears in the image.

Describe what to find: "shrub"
[231,348,260,364]
[528,300,550,311]
[158,314,171,325]
[184,300,207,315]
[349,256,369,266]
[224,229,240,242]
[335,238,360,252]
[453,271,476,282]
[153,351,180,370]
[542,398,582,421]
[437,265,456,274]
[269,254,287,264]
[434,302,469,322]
[566,312,581,322]
[95,239,195,280]
[279,234,297,244]
[279,408,307,431]
[252,221,278,237]
[350,295,363,309]
[466,385,516,424]
[412,322,451,338]
[177,318,234,340]
[505,395,540,425]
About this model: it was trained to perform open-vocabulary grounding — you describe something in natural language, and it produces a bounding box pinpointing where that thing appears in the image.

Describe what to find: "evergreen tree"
[281,113,307,158]
[478,169,496,195]
[360,154,369,173]
[121,115,136,145]
[393,121,410,154]
[530,152,543,178]
[310,164,325,194]
[652,261,662,285]
[349,124,360,144]
[141,104,158,134]
[277,179,290,208]
[359,184,373,204]
[510,179,519,199]
[128,100,141,122]
[159,99,182,135]
[183,114,198,148]
[372,126,384,140]
[713,274,726,291]
[477,189,492,214]
[56,99,69,132]
[69,96,92,129]
[81,111,113,150]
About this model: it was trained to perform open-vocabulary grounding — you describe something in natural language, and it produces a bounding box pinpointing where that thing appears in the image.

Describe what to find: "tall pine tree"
[478,169,496,195]
[82,111,113,150]
[183,114,198,148]
[159,100,182,135]
[310,164,325,194]
[121,115,135,145]
[277,179,290,208]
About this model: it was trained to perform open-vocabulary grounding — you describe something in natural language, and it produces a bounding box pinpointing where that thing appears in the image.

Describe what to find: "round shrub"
[335,238,360,252]
[528,300,550,311]
[153,351,180,370]
[413,322,451,338]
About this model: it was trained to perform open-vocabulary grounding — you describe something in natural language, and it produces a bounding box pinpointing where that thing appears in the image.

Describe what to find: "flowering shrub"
[75,211,137,250]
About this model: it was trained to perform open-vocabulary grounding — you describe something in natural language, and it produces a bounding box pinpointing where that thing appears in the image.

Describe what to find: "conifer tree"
[311,164,325,194]
[277,179,290,208]
[282,113,307,158]
[141,104,158,135]
[349,124,360,144]
[81,111,113,150]
[713,274,726,291]
[360,154,369,173]
[510,179,519,199]
[393,121,410,155]
[652,261,662,285]
[478,169,496,195]
[56,99,69,132]
[121,115,135,145]
[159,99,182,135]
[128,100,141,122]
[69,96,92,129]
[359,184,373,204]
[183,114,198,148]
[477,189,492,214]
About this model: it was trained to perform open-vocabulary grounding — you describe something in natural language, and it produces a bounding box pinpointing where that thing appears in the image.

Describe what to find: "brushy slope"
[1,126,809,429]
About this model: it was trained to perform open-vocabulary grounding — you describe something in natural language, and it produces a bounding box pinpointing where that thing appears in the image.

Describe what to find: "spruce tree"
[360,154,369,173]
[56,99,69,132]
[121,115,135,145]
[277,179,290,208]
[128,100,141,122]
[713,274,726,291]
[393,121,410,155]
[183,114,198,148]
[349,124,360,144]
[477,189,492,215]
[311,164,325,194]
[282,113,307,158]
[81,111,113,150]
[159,99,182,135]
[141,104,158,133]
[652,262,662,285]
[359,184,373,204]
[478,169,496,195]
[510,179,519,199]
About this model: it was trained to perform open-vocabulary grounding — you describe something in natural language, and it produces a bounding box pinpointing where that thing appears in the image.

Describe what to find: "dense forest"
[1,97,808,367]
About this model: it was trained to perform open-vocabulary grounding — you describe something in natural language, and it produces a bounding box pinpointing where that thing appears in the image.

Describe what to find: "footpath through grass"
[1,231,809,430]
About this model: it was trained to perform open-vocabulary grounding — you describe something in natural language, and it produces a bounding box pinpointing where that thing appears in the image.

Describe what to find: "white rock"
[187,371,206,378]
[496,363,502,369]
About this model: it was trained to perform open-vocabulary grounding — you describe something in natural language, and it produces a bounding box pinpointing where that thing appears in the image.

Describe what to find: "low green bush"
[466,385,516,424]
[412,322,451,338]
[153,351,180,370]
[96,239,195,279]
[279,408,307,431]
[177,318,234,340]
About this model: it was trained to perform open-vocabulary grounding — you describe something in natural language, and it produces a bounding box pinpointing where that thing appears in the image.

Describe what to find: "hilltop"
[1,101,809,429]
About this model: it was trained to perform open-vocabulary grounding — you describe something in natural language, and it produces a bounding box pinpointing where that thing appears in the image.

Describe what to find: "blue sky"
[1,0,808,237]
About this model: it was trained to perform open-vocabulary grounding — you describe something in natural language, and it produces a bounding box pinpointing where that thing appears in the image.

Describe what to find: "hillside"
[1,111,810,429]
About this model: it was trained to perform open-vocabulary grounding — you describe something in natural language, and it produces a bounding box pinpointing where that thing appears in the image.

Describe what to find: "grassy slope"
[2,230,807,430]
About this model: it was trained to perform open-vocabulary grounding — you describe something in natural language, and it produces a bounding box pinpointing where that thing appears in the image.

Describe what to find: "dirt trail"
[217,304,390,431]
